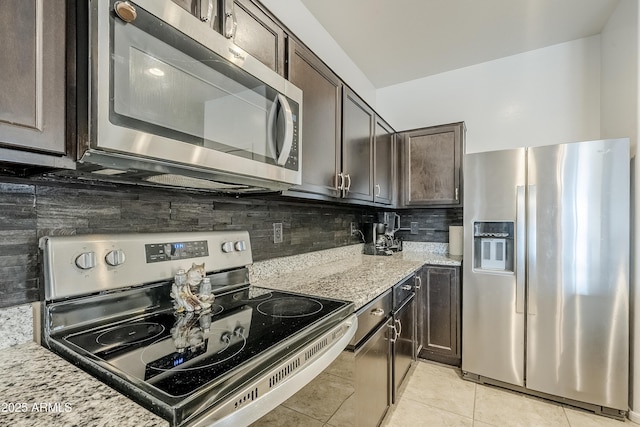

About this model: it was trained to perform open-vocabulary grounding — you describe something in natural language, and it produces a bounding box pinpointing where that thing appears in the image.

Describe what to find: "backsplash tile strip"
[395,208,463,243]
[0,176,462,313]
[0,177,371,309]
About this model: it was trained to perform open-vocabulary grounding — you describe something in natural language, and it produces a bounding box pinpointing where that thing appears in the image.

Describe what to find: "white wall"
[259,0,377,106]
[376,36,602,154]
[601,0,639,152]
[600,0,640,419]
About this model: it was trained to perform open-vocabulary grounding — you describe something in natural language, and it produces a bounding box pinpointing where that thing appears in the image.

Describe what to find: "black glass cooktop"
[63,287,349,397]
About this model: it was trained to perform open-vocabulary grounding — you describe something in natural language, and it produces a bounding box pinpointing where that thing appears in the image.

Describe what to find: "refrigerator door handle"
[527,184,537,315]
[516,186,526,314]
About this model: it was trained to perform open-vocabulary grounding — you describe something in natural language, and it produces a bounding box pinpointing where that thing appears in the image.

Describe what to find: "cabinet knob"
[114,1,137,23]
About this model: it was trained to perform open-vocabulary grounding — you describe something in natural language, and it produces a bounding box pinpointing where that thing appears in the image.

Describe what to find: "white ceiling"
[300,0,620,88]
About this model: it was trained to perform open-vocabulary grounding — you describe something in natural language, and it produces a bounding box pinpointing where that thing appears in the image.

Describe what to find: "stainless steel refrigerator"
[462,138,629,417]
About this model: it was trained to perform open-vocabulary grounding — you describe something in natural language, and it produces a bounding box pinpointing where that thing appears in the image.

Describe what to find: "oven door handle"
[267,93,294,166]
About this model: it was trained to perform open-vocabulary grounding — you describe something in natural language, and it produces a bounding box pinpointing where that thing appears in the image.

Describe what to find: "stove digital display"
[145,240,209,263]
[144,340,209,380]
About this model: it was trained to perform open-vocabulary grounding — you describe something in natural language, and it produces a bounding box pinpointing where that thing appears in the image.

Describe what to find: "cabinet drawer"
[351,289,392,347]
[393,274,415,309]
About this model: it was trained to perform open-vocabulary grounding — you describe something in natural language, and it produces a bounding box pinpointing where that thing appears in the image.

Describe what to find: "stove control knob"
[234,326,245,337]
[234,240,246,252]
[221,241,235,253]
[105,249,126,266]
[75,252,97,270]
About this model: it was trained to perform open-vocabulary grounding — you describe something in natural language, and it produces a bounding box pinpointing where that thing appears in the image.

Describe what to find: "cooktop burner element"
[96,322,166,347]
[40,230,356,427]
[257,297,324,318]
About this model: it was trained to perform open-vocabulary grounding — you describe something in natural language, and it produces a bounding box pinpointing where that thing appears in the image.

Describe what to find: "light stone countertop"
[250,248,462,310]
[0,341,169,427]
[0,304,33,350]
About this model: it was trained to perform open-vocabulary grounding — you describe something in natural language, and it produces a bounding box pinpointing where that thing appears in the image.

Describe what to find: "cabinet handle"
[370,307,385,317]
[388,323,398,343]
[455,187,459,201]
[202,0,217,27]
[337,173,345,191]
[345,174,352,192]
[395,318,402,339]
[414,275,422,289]
[224,0,237,39]
[401,284,412,291]
[375,184,381,197]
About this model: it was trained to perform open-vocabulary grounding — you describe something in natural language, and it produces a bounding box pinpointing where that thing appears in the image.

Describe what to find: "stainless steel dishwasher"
[349,289,393,427]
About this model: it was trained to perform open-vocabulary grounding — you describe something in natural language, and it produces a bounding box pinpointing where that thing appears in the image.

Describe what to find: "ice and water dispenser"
[473,222,514,272]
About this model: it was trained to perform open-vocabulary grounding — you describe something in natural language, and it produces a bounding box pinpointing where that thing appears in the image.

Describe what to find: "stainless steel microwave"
[73,0,302,192]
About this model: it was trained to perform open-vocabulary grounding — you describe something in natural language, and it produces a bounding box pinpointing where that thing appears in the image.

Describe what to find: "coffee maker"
[362,212,402,256]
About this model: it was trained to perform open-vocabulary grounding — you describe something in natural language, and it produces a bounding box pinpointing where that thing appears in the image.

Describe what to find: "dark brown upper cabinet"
[341,88,374,203]
[221,0,286,76]
[374,116,394,205]
[173,0,286,76]
[286,44,388,206]
[0,0,73,169]
[400,122,464,207]
[286,38,342,199]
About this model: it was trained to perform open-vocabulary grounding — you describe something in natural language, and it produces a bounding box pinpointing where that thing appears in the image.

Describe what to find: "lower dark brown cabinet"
[417,265,461,366]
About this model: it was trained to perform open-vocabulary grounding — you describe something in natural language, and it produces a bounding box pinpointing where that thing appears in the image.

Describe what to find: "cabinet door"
[402,122,464,207]
[171,0,219,30]
[286,38,341,198]
[0,0,66,155]
[374,116,394,205]
[222,0,286,76]
[393,297,415,403]
[419,266,461,366]
[342,88,374,202]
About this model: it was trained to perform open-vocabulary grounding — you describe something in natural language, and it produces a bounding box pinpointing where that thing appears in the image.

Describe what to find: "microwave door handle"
[266,95,279,161]
[266,94,294,166]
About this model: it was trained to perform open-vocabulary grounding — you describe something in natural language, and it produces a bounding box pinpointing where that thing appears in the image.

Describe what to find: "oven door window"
[110,7,297,169]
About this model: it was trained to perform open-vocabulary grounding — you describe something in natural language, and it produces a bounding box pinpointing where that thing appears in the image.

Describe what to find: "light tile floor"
[254,358,639,426]
[384,361,639,427]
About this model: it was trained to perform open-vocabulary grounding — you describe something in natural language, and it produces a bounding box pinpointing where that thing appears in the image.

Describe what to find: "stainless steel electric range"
[38,231,356,426]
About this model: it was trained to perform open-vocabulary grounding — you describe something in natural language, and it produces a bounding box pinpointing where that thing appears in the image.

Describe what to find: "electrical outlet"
[410,222,419,235]
[350,222,358,236]
[273,223,283,244]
